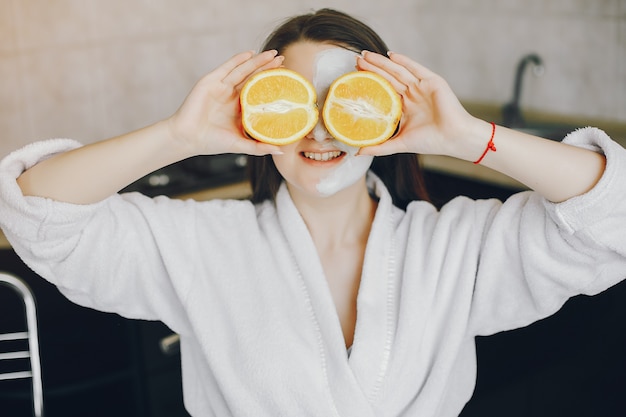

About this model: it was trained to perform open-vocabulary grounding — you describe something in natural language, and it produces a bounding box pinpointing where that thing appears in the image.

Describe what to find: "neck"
[287,177,377,250]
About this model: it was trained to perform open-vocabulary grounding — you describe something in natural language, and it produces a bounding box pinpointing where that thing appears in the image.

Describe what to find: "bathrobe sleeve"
[0,139,204,335]
[467,127,626,336]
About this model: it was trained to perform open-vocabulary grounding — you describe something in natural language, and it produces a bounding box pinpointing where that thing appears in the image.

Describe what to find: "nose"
[306,119,332,143]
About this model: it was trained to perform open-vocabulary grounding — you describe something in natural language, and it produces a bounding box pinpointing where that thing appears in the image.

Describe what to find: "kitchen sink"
[500,53,582,142]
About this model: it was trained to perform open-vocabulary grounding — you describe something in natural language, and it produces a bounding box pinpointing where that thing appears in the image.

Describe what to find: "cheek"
[271,145,299,179]
[270,154,290,178]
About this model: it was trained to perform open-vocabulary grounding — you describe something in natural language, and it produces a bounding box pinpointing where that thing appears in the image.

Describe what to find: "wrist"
[162,118,198,160]
[472,122,496,164]
[447,118,496,163]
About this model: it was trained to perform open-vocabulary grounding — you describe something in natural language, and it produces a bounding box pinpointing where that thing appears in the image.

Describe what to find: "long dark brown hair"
[248,8,430,209]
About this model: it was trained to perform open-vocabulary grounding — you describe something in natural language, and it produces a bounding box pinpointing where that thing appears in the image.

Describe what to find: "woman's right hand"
[167,49,285,157]
[16,50,285,204]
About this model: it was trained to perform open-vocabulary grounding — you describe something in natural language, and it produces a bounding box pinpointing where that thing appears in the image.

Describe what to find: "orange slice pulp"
[322,71,402,147]
[240,68,318,145]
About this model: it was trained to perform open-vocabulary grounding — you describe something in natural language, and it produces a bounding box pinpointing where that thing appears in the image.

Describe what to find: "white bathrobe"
[1,127,626,417]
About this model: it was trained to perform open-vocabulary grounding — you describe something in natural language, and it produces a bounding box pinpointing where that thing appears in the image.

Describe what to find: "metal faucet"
[502,53,544,128]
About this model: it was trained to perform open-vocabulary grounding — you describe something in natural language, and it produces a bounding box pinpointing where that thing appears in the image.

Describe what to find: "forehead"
[281,42,356,84]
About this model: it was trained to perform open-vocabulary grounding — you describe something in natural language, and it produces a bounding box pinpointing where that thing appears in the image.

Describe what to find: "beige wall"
[1,0,625,157]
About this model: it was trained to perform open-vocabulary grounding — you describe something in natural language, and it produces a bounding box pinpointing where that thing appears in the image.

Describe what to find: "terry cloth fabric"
[1,127,625,416]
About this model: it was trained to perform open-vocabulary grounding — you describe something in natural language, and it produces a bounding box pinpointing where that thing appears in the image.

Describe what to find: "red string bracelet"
[473,122,497,165]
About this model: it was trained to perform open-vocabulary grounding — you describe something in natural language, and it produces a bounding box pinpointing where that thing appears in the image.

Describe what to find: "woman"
[1,8,625,417]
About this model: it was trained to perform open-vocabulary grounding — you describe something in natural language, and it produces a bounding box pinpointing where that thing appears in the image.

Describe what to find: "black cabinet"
[0,249,189,417]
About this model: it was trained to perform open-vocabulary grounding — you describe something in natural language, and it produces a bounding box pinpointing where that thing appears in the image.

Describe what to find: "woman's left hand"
[355,51,486,160]
[356,51,606,203]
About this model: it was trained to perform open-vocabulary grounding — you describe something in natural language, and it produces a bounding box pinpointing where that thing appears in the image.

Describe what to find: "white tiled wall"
[409,0,626,122]
[1,0,624,157]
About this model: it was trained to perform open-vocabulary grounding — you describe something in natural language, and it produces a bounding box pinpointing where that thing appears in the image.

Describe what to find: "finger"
[256,55,285,72]
[208,50,257,81]
[221,50,280,87]
[359,51,420,91]
[231,137,284,156]
[387,51,438,80]
[357,137,411,157]
[356,55,407,93]
[249,142,284,156]
[234,55,285,90]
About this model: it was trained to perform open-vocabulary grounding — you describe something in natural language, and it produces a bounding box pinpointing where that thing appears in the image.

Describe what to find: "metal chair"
[0,272,44,417]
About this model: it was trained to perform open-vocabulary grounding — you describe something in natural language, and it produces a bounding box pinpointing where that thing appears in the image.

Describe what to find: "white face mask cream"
[312,48,374,196]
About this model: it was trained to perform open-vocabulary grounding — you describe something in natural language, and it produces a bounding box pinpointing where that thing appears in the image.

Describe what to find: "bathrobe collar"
[275,172,398,413]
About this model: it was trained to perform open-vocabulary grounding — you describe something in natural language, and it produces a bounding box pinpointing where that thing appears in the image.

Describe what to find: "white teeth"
[303,151,342,161]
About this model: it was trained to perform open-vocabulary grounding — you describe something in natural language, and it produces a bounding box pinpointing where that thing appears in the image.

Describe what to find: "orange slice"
[322,71,402,147]
[240,68,318,145]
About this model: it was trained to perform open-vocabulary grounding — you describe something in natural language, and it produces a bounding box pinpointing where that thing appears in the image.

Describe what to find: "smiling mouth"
[302,151,344,162]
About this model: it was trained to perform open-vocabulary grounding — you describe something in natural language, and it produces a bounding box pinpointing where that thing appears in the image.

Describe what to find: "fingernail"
[387,51,394,56]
